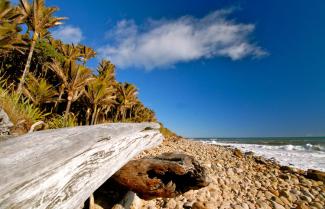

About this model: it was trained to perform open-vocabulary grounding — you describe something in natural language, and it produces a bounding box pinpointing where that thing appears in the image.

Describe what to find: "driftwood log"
[112,152,209,200]
[0,123,163,209]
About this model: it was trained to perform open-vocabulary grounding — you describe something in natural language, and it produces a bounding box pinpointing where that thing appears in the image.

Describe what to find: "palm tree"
[17,0,65,93]
[85,78,116,125]
[53,83,65,110]
[78,45,96,65]
[47,60,93,116]
[0,0,24,51]
[83,60,117,124]
[115,83,138,121]
[131,102,156,122]
[97,59,115,83]
[55,41,81,64]
[46,40,82,110]
[22,73,57,106]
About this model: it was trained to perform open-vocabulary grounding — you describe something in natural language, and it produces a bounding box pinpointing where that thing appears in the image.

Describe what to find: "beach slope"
[135,137,325,209]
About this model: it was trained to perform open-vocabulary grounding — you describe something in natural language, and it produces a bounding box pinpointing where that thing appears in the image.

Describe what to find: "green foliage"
[115,83,138,121]
[78,44,96,64]
[47,114,77,129]
[97,59,115,82]
[0,0,25,51]
[19,0,66,39]
[85,78,116,125]
[0,83,46,128]
[159,123,178,138]
[36,39,65,62]
[23,73,58,106]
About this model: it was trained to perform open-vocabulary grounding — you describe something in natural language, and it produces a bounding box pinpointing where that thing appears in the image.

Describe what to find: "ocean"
[192,137,325,171]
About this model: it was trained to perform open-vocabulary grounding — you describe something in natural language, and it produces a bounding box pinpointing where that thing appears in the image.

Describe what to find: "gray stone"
[0,108,13,135]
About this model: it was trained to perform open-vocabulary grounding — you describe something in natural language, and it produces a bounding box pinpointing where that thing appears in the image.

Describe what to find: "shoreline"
[134,137,325,209]
[197,140,325,172]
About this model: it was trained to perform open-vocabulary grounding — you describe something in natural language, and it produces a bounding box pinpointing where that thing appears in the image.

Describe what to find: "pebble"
[192,202,207,209]
[165,198,177,209]
[241,203,249,209]
[311,202,323,209]
[183,201,193,208]
[271,201,286,209]
[233,205,244,209]
[279,196,290,206]
[296,202,311,209]
[257,202,272,209]
[300,195,312,203]
[265,191,275,199]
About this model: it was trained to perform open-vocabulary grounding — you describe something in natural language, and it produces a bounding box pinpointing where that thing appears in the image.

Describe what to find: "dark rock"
[306,169,325,182]
[245,151,254,156]
[280,165,304,174]
[233,148,243,158]
[112,152,209,200]
[279,174,290,180]
[254,156,268,165]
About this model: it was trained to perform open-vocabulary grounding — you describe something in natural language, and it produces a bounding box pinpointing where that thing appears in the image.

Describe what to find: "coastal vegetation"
[0,0,174,136]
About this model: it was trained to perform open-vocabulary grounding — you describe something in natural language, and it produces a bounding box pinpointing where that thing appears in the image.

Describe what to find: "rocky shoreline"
[131,137,325,209]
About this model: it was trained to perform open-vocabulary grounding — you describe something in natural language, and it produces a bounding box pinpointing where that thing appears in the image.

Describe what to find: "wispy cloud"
[98,9,267,70]
[52,25,83,44]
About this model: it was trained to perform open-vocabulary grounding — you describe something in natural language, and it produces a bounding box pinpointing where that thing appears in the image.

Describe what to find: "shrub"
[47,113,78,129]
[0,83,46,132]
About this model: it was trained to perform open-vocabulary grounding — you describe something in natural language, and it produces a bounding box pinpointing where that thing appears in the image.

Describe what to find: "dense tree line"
[0,0,163,134]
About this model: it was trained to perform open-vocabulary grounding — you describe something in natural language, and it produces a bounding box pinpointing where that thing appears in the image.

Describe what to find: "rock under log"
[112,152,209,200]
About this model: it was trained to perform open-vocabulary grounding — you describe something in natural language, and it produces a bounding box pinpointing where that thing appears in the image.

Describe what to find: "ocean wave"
[258,143,325,152]
[207,140,325,152]
[201,140,325,171]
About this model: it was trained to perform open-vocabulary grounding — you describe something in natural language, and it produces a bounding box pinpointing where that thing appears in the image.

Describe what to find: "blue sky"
[14,0,325,137]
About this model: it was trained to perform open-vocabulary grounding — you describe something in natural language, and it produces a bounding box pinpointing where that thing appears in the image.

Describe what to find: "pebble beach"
[133,137,325,209]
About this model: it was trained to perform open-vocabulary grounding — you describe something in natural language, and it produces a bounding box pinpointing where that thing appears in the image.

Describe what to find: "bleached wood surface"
[0,123,163,209]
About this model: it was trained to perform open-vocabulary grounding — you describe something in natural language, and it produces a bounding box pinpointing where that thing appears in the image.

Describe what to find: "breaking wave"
[196,139,325,171]
[260,143,325,152]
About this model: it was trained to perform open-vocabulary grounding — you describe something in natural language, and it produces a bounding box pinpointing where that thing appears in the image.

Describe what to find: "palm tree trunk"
[122,108,126,122]
[54,87,64,110]
[65,91,74,116]
[65,99,72,116]
[17,32,38,94]
[86,108,91,125]
[114,107,119,122]
[94,107,100,125]
[91,104,98,125]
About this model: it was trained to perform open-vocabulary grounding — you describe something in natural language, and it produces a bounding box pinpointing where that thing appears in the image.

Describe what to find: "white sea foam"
[206,141,325,171]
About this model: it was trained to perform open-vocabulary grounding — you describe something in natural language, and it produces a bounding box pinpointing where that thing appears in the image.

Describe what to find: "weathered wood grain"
[0,123,163,209]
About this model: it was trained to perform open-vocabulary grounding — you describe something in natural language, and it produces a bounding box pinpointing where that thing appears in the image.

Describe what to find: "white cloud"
[52,25,83,44]
[98,10,267,70]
